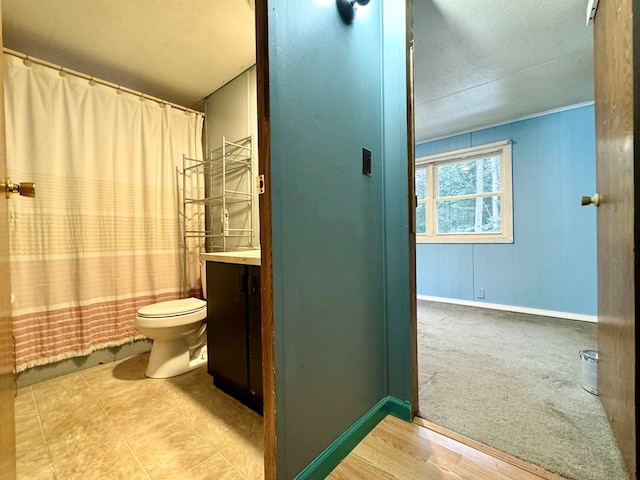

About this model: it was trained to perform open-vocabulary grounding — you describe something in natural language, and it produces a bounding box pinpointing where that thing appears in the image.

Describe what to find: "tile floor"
[14,353,264,480]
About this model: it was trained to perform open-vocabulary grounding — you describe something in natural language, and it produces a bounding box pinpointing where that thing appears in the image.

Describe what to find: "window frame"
[416,140,513,244]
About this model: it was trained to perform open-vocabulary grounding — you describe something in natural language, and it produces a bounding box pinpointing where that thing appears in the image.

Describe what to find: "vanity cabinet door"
[247,265,263,409]
[207,262,248,395]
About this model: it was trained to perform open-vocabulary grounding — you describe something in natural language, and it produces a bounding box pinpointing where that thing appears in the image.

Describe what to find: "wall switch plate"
[362,148,371,176]
[477,287,485,299]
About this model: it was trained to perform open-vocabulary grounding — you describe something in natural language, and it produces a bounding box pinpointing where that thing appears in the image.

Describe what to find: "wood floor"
[328,415,566,480]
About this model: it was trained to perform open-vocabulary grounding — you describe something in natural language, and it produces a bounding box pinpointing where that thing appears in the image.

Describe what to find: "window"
[416,140,513,243]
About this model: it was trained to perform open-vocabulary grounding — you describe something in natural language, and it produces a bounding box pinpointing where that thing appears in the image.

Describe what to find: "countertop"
[200,249,261,266]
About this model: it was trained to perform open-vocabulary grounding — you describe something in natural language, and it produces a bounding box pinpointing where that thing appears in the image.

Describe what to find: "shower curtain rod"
[3,48,204,116]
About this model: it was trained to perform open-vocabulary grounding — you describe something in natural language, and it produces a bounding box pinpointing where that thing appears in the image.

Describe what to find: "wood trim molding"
[295,396,412,480]
[254,1,275,479]
[406,0,419,418]
[412,417,566,480]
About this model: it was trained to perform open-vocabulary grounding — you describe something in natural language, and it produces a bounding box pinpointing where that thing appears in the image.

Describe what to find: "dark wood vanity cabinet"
[206,261,262,414]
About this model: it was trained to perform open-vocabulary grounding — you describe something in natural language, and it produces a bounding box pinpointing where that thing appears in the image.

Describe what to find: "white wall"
[204,67,259,250]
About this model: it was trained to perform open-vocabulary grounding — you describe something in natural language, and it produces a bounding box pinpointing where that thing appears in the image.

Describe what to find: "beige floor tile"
[125,408,217,479]
[15,387,56,480]
[51,437,148,480]
[151,367,227,407]
[15,391,40,437]
[220,425,265,480]
[178,453,246,480]
[15,353,264,479]
[14,387,36,424]
[16,423,51,469]
[153,370,260,452]
[98,381,176,430]
[181,397,259,452]
[17,466,56,480]
[32,370,99,416]
[37,390,118,446]
[82,354,150,390]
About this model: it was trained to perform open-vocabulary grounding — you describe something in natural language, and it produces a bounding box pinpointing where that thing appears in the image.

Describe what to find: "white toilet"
[135,263,208,378]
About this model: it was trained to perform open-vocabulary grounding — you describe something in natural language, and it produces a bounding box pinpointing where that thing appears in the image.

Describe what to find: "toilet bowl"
[135,297,207,378]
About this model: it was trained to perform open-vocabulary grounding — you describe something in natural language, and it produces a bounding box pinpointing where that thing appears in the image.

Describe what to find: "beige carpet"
[417,300,628,480]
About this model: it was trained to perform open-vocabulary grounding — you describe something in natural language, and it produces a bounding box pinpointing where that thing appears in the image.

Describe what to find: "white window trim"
[416,140,513,244]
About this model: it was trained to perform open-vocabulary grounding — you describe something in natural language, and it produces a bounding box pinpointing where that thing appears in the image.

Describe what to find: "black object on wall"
[362,148,372,176]
[337,0,371,25]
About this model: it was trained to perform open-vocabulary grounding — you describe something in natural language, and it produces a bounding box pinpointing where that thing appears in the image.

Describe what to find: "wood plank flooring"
[329,415,565,480]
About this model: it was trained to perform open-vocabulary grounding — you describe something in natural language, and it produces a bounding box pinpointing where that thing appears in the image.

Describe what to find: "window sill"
[416,233,513,244]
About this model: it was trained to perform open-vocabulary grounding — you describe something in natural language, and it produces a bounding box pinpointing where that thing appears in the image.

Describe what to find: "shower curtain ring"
[59,67,66,78]
[23,55,32,67]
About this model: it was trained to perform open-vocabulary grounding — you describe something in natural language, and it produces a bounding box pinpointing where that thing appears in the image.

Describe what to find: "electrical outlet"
[477,287,485,299]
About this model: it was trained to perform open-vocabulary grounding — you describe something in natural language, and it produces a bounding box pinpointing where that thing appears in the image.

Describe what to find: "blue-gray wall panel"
[416,106,597,315]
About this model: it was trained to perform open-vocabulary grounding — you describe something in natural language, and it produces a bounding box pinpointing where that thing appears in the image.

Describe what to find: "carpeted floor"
[417,300,628,480]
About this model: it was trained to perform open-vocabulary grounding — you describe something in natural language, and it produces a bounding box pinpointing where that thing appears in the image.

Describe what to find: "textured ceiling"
[413,0,594,143]
[2,1,593,139]
[1,0,256,110]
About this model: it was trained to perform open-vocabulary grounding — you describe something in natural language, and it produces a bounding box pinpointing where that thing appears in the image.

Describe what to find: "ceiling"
[413,0,594,142]
[1,0,257,110]
[1,1,594,141]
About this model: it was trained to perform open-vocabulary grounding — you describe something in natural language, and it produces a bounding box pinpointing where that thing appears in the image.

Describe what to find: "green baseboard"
[294,395,412,480]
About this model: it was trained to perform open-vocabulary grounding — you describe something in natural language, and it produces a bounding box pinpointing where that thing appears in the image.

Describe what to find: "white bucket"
[579,349,599,395]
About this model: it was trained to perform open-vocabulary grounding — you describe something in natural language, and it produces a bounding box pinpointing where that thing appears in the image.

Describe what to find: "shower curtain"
[3,54,204,372]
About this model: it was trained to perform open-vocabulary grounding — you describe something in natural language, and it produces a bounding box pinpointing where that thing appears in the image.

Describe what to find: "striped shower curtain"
[3,53,204,372]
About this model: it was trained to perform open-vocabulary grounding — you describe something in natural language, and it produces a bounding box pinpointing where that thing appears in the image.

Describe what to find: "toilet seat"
[138,298,206,317]
[136,297,206,328]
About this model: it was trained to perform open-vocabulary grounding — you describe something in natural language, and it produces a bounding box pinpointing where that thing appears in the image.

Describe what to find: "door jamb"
[406,0,419,416]
[254,1,276,479]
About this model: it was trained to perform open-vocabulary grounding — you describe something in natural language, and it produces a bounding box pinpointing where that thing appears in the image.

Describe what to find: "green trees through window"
[436,157,501,234]
[416,140,513,243]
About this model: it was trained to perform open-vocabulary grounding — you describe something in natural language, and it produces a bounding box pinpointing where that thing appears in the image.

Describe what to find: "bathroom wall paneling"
[0,4,18,477]
[204,68,260,251]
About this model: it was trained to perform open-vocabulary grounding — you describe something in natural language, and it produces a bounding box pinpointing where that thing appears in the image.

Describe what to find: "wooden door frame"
[254,1,275,479]
[406,0,419,417]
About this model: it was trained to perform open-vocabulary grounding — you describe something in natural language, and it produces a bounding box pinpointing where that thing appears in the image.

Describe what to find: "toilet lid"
[137,297,206,318]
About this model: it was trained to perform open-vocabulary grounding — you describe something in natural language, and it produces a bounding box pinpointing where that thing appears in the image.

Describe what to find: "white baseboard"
[417,295,598,323]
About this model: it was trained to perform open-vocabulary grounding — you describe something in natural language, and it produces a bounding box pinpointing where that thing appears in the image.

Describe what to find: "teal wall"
[267,1,410,478]
[415,105,597,315]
